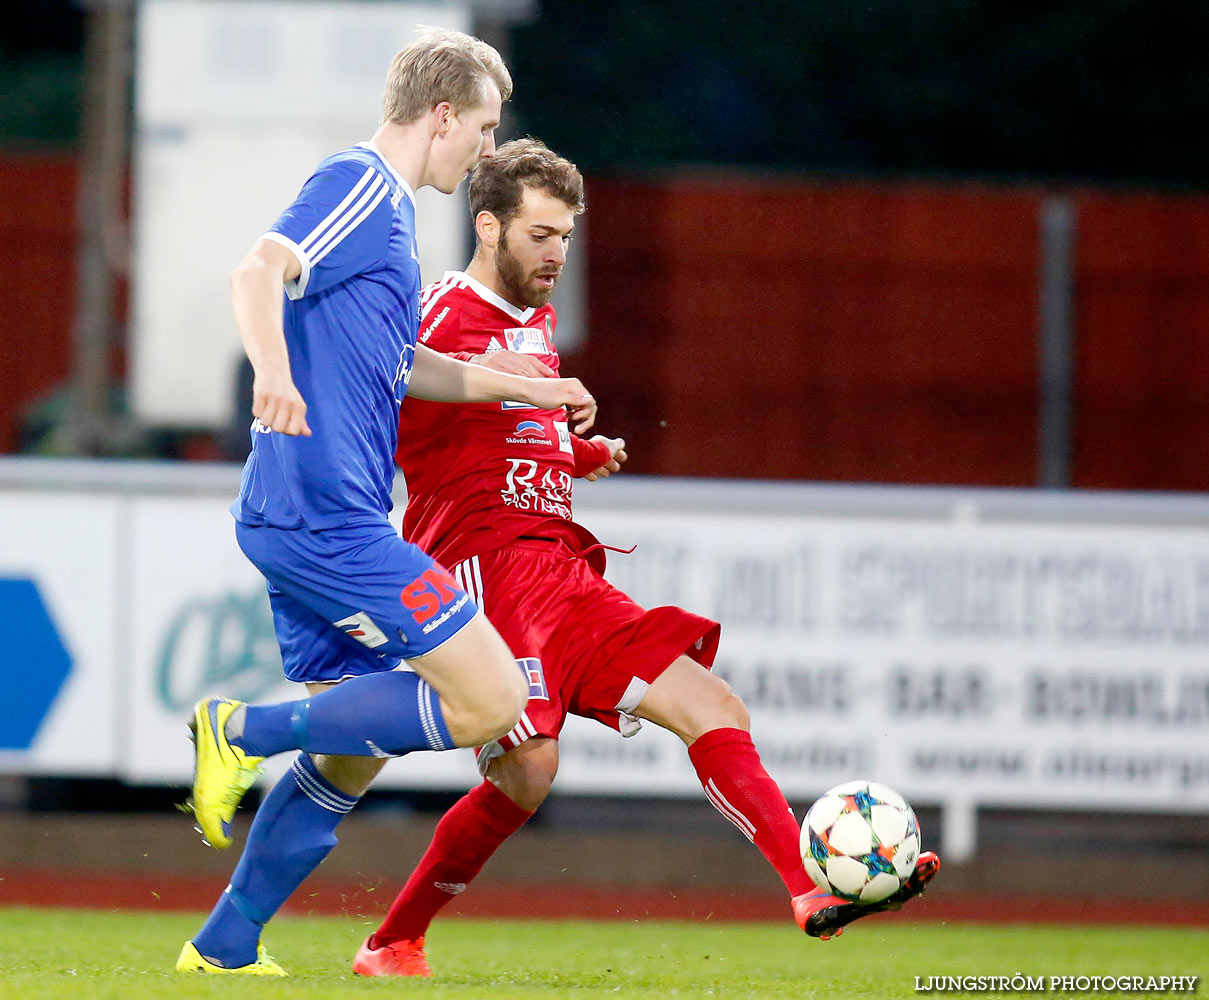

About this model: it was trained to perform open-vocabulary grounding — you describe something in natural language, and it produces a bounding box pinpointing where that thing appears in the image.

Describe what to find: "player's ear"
[433,101,455,136]
[474,210,501,249]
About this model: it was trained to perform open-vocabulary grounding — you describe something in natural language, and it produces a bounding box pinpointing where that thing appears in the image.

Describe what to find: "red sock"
[688,727,815,898]
[374,780,534,945]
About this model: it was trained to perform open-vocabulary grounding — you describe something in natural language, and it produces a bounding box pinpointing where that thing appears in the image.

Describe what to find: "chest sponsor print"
[504,326,553,355]
[505,419,552,446]
[555,422,573,453]
[501,458,572,519]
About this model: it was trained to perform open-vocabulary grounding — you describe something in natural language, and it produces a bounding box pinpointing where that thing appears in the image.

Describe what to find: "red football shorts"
[448,538,720,767]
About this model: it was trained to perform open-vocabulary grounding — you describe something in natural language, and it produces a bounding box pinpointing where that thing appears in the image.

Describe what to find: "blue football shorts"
[235,520,480,684]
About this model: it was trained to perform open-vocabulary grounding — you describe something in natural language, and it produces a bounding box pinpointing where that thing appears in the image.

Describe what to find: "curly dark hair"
[468,137,585,231]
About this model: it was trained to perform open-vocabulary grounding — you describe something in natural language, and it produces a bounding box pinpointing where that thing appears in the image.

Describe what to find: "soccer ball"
[800,779,920,903]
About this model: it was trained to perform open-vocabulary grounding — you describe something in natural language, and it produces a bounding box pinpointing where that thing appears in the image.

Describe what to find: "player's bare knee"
[695,672,750,732]
[488,739,557,811]
[719,690,751,731]
[313,752,386,797]
[482,653,528,731]
[457,651,527,729]
[472,621,529,715]
[508,658,529,712]
[643,668,752,743]
[494,771,552,812]
[475,698,524,743]
[448,671,525,744]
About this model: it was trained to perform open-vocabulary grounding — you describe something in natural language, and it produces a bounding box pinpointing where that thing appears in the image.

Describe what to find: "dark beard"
[496,233,556,308]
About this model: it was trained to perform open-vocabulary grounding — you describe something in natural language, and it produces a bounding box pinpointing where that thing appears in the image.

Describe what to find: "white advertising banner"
[562,509,1209,809]
[2,463,1207,812]
[0,494,121,775]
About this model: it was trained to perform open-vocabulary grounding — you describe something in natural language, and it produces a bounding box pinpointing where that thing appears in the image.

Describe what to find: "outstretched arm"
[408,344,596,434]
[576,436,628,481]
[230,238,311,436]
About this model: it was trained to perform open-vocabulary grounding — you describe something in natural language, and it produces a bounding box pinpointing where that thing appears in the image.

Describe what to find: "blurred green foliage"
[0,55,80,145]
[0,0,83,146]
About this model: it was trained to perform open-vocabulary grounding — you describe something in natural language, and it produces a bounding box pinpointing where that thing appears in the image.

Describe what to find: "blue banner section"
[0,578,72,750]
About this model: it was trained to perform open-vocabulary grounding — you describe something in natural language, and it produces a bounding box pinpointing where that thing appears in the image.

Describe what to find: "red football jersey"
[396,271,612,570]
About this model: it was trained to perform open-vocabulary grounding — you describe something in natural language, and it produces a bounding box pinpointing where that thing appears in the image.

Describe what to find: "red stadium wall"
[1073,192,1209,490]
[2,151,1207,491]
[574,176,1209,490]
[0,152,79,454]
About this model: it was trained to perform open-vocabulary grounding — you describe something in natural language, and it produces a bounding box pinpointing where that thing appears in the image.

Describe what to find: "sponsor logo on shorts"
[518,657,548,700]
[418,592,470,635]
[400,567,471,636]
[434,881,467,894]
[333,611,389,649]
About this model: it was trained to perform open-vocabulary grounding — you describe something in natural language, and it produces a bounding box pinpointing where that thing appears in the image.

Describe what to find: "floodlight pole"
[1037,196,1076,488]
[69,0,134,455]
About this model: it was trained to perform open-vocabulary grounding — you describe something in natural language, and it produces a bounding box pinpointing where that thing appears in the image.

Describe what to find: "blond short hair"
[382,27,513,125]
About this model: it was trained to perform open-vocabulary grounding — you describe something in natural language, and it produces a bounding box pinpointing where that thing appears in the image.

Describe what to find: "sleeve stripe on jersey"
[260,231,312,301]
[308,174,389,266]
[421,272,464,305]
[420,274,468,321]
[297,165,379,255]
[419,277,449,310]
[420,275,454,313]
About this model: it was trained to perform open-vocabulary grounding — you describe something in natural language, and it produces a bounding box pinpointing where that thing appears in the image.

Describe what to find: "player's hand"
[583,436,627,481]
[471,350,556,378]
[252,368,312,436]
[523,376,596,434]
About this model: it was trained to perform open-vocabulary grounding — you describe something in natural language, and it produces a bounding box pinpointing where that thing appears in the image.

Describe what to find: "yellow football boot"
[176,940,286,975]
[186,697,264,849]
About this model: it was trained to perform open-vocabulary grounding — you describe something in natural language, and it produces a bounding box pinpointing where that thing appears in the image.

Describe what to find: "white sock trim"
[704,778,757,842]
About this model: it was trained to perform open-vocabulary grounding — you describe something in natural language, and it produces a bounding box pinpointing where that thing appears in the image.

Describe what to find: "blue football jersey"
[233,143,421,530]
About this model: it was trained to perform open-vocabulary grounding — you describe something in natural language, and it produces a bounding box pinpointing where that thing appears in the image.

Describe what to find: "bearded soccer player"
[352,139,940,977]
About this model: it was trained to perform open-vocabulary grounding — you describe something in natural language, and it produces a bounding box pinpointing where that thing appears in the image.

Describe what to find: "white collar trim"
[357,141,416,208]
[446,270,536,323]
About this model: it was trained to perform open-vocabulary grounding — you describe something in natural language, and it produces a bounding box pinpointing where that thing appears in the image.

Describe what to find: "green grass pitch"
[1,907,1205,999]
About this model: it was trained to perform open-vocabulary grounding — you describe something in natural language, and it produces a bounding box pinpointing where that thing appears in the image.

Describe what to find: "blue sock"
[235,670,452,758]
[191,753,358,968]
